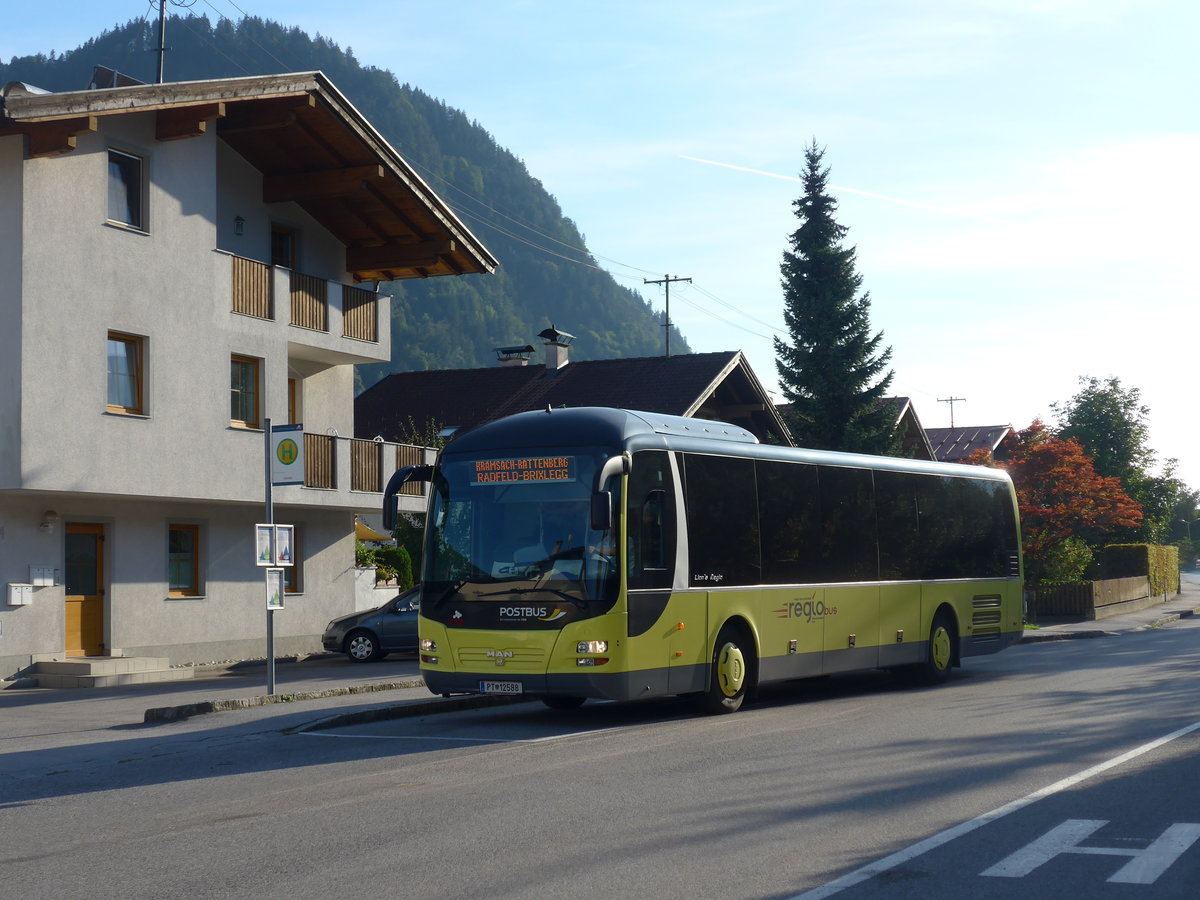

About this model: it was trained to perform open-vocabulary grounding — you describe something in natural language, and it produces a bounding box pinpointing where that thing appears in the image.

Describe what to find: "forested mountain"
[1,16,688,389]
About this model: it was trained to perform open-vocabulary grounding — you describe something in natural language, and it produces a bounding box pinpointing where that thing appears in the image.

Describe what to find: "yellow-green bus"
[383,407,1023,713]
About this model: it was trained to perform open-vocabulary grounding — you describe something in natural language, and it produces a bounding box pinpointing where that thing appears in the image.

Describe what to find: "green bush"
[1041,536,1094,584]
[1100,543,1180,595]
[355,540,415,589]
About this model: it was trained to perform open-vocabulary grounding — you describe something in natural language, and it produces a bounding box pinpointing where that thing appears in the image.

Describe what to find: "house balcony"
[222,252,391,366]
[271,435,434,515]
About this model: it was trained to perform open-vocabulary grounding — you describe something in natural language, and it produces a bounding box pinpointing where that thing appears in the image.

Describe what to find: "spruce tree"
[774,141,897,454]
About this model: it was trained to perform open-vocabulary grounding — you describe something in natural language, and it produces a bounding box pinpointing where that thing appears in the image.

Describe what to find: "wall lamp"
[39,510,60,534]
[234,215,245,236]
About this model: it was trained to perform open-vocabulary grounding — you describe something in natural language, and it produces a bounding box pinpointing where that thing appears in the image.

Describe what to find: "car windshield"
[423,449,620,620]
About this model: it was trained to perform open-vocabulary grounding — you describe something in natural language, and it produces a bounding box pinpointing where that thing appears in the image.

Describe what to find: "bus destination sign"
[473,456,575,485]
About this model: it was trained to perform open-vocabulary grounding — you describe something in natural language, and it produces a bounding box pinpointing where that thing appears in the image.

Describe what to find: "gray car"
[322,587,420,662]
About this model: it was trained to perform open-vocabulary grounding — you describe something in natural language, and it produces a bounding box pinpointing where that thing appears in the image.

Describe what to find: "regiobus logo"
[775,597,838,622]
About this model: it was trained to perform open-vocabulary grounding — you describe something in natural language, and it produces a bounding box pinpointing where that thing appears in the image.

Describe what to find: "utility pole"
[155,0,168,84]
[938,396,966,429]
[644,274,691,357]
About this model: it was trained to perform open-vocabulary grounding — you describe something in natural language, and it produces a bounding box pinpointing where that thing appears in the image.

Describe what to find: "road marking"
[300,727,619,744]
[789,718,1200,899]
[982,819,1200,884]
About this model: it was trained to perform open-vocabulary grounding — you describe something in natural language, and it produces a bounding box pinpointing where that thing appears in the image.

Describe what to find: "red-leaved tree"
[968,420,1143,583]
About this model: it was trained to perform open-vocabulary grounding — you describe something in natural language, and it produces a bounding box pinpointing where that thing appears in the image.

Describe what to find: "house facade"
[0,73,495,678]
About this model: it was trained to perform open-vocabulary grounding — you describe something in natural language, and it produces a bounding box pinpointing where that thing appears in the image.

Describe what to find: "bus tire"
[913,610,956,685]
[699,625,753,714]
[542,695,586,710]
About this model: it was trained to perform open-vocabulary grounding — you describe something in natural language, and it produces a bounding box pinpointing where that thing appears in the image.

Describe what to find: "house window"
[168,524,201,597]
[271,224,297,269]
[106,331,145,415]
[284,526,303,594]
[107,149,145,230]
[230,355,261,428]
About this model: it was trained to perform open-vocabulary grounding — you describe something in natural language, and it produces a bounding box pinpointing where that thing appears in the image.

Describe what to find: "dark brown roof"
[0,73,497,283]
[925,425,1014,462]
[356,351,790,445]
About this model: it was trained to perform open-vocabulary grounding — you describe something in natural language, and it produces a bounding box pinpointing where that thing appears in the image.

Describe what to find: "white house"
[0,72,496,682]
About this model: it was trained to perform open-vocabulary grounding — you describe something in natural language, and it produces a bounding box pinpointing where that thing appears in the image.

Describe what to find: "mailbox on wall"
[7,583,33,606]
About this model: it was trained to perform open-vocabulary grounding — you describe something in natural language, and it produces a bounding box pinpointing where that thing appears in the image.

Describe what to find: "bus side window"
[627,452,675,590]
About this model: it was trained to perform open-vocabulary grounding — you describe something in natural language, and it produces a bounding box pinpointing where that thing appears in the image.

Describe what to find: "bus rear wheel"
[699,626,753,714]
[910,610,956,685]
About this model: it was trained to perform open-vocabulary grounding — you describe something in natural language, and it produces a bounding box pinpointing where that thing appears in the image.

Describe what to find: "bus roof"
[443,406,1012,484]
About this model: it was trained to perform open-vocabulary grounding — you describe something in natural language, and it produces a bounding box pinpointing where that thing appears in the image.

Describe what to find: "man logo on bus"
[775,597,836,622]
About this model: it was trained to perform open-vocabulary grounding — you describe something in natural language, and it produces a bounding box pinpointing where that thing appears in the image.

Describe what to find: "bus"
[383,406,1023,713]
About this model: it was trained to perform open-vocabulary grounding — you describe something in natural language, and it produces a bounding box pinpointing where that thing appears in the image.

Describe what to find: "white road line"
[789,719,1200,900]
[300,727,620,744]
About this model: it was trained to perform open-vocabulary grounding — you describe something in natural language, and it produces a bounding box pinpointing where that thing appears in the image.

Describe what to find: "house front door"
[65,523,105,657]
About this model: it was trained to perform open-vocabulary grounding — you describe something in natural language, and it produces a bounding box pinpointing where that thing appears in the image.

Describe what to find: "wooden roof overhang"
[0,73,498,283]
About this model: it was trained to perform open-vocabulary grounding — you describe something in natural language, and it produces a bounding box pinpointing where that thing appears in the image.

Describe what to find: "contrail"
[681,155,1018,226]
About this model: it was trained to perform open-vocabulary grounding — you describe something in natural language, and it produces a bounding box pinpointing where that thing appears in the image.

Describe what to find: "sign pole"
[264,416,276,695]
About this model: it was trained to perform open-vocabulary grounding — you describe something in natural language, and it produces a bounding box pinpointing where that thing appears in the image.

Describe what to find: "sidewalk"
[1022,573,1200,642]
[3,575,1198,739]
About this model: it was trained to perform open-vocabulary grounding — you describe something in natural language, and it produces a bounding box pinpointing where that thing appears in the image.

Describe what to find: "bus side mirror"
[590,492,613,531]
[383,464,433,530]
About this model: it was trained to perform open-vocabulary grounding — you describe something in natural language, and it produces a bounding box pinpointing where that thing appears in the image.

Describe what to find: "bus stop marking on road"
[982,819,1200,884]
[789,718,1200,899]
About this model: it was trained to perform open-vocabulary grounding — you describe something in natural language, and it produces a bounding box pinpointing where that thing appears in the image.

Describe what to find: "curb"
[287,692,531,734]
[143,677,428,723]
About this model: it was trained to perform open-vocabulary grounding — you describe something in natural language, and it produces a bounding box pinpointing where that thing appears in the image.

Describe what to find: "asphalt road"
[4,612,1200,899]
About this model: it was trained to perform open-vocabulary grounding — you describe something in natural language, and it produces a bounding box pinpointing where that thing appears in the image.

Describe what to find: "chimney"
[537,325,575,371]
[494,344,535,367]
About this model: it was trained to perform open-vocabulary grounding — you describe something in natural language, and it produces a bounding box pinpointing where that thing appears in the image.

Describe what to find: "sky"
[4,0,1198,488]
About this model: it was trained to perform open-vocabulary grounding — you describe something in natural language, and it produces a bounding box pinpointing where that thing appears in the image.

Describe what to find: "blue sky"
[5,0,1198,487]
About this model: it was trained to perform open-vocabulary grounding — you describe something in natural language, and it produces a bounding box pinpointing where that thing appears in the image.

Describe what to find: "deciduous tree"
[969,420,1142,583]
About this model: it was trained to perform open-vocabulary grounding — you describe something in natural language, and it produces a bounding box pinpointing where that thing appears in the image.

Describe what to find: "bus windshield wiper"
[476,586,586,608]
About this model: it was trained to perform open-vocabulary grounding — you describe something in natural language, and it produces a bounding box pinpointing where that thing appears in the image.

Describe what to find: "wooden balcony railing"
[227,255,378,344]
[343,286,378,342]
[231,256,272,319]
[285,433,426,496]
[395,443,425,496]
[290,271,328,332]
[350,439,383,493]
[304,433,336,489]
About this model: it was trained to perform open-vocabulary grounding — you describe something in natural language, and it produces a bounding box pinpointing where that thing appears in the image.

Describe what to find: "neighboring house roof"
[0,72,497,283]
[880,397,937,461]
[356,350,792,446]
[773,396,936,460]
[925,425,1014,462]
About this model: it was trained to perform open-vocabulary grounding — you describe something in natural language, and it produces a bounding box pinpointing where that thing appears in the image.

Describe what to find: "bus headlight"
[421,638,438,652]
[576,657,609,666]
[576,640,608,654]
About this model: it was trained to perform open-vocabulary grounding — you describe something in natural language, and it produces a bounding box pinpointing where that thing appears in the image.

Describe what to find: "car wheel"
[345,629,383,663]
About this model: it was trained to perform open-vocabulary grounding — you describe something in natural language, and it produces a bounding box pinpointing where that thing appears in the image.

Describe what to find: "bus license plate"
[480,680,523,695]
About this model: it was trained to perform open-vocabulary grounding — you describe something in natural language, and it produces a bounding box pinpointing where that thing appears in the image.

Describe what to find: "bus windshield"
[422,449,620,627]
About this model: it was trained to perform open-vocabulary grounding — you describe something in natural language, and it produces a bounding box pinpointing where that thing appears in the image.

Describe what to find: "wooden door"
[65,523,105,657]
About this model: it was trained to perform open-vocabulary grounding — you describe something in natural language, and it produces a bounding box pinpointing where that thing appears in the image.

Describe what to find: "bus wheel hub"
[718,643,745,697]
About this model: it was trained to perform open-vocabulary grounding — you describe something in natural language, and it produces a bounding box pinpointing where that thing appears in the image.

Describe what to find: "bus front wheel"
[699,626,753,714]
